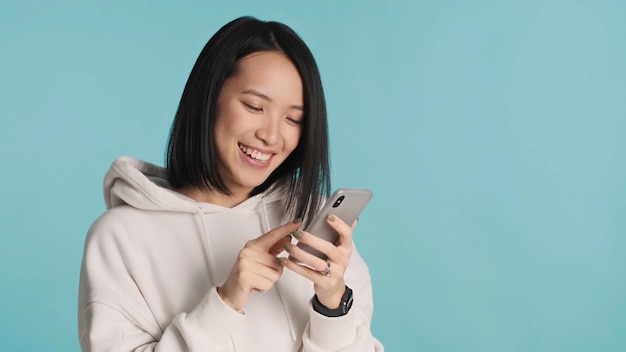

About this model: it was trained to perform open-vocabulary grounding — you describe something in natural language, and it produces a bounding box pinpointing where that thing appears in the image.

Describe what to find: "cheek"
[286,129,302,152]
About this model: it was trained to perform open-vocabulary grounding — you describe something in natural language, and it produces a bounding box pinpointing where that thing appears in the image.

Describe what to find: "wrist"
[316,287,345,309]
[217,286,243,311]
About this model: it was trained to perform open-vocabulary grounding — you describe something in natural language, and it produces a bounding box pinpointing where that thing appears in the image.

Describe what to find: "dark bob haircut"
[167,16,330,224]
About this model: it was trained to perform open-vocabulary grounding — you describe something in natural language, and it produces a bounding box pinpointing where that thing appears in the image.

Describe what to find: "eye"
[242,102,263,112]
[285,117,303,126]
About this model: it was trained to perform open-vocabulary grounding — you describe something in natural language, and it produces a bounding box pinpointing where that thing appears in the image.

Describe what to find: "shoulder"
[84,206,149,250]
[88,205,142,232]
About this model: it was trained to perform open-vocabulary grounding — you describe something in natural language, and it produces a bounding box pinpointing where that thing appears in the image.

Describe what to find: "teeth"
[239,144,271,162]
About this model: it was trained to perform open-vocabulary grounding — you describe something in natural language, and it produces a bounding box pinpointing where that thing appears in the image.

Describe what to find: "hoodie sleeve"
[78,212,245,351]
[300,247,385,351]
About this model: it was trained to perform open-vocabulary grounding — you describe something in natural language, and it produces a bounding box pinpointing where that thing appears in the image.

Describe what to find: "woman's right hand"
[217,219,302,311]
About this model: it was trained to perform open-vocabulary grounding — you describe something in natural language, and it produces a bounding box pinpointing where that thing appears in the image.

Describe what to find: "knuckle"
[238,248,251,259]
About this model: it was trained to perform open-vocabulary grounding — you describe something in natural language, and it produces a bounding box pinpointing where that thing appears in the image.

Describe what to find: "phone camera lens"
[332,195,345,208]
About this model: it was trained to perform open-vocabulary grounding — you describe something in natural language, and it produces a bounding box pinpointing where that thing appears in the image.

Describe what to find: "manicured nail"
[293,217,302,224]
[278,257,287,265]
[327,214,336,222]
[283,243,292,251]
[292,230,303,239]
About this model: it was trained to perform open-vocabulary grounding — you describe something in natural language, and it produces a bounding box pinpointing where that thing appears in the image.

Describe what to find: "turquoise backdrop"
[1,1,625,351]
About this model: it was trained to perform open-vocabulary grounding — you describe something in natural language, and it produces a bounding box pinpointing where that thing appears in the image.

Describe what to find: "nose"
[255,115,279,146]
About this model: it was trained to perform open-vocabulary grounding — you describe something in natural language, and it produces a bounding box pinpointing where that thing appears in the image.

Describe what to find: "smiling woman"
[77,16,383,351]
[207,51,304,205]
[165,18,330,220]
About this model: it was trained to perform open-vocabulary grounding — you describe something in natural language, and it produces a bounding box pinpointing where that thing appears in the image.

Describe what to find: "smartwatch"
[312,285,353,317]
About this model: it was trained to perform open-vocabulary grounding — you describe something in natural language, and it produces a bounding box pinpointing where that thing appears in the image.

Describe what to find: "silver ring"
[321,262,331,277]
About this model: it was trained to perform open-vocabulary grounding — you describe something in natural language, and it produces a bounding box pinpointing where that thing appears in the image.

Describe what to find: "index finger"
[250,218,302,250]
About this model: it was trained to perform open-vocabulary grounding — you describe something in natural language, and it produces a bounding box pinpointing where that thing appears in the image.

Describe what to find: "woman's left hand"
[281,214,356,309]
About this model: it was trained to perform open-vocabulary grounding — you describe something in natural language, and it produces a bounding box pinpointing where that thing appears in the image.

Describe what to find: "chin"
[238,176,272,191]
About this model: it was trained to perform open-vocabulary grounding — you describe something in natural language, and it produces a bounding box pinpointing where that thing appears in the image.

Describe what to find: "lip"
[238,143,275,167]
[238,143,276,155]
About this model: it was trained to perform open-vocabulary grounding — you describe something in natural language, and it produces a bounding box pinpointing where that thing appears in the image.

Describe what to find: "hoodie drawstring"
[195,205,220,284]
[261,196,297,342]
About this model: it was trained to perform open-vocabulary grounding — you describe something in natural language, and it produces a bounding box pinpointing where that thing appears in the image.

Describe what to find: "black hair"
[167,16,330,224]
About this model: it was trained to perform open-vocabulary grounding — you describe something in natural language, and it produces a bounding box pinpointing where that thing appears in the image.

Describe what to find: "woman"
[78,16,383,351]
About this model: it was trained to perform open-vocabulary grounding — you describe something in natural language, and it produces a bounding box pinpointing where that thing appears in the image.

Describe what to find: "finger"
[269,235,292,256]
[280,257,328,283]
[235,262,284,293]
[326,214,353,247]
[283,241,329,272]
[239,247,284,271]
[249,219,302,250]
[290,231,344,267]
[351,217,359,230]
[241,260,284,286]
[220,258,283,310]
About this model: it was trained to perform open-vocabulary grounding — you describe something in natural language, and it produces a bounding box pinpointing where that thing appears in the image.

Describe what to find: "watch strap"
[312,285,353,317]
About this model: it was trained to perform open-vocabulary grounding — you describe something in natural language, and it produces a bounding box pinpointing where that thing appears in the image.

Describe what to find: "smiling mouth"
[239,144,272,162]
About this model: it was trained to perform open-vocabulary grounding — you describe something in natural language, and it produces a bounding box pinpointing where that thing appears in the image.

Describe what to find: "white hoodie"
[78,156,383,351]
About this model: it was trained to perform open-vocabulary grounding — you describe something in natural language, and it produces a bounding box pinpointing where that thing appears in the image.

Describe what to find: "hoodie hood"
[103,156,284,214]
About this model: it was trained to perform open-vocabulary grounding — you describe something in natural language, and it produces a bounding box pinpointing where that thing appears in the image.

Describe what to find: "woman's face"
[214,51,304,196]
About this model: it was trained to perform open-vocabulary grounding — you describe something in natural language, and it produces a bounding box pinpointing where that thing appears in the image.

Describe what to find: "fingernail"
[278,257,287,265]
[293,217,302,224]
[327,214,336,222]
[292,230,303,239]
[283,242,292,251]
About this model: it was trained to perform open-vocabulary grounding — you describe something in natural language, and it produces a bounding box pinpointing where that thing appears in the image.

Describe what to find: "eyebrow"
[241,89,304,111]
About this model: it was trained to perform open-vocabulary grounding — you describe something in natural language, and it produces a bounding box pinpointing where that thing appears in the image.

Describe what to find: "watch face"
[342,288,354,314]
[345,296,353,313]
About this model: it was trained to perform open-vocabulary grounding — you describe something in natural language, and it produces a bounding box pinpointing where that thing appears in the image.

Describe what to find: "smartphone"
[295,188,373,261]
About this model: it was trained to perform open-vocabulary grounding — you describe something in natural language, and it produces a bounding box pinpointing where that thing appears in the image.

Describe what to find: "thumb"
[351,217,359,230]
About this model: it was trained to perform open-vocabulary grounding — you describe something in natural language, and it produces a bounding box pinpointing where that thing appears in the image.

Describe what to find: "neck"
[177,186,252,208]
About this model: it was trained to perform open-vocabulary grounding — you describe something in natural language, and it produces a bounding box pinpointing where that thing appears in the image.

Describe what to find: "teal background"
[1,0,625,350]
